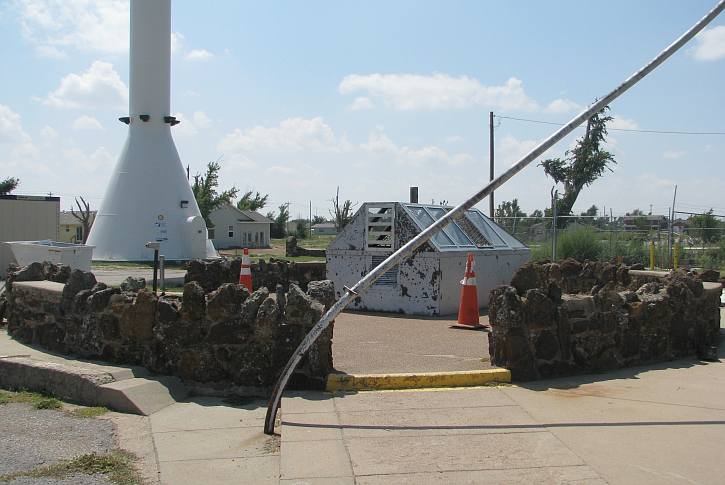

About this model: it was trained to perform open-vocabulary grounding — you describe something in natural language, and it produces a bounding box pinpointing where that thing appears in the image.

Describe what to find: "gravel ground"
[0,403,116,484]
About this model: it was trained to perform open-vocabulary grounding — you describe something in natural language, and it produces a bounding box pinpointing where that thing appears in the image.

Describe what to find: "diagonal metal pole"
[264,0,725,435]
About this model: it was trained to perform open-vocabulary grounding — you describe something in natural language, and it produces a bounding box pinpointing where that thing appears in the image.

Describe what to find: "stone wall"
[185,257,326,293]
[285,236,327,258]
[5,262,335,392]
[489,260,722,380]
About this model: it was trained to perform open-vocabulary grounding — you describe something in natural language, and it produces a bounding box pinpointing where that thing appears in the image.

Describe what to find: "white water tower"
[87,0,217,261]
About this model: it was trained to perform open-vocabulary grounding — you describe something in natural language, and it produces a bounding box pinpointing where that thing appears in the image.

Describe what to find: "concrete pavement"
[2,312,724,483]
[332,311,492,374]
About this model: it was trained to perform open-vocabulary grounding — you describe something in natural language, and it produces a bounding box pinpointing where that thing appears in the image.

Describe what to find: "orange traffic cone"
[239,248,253,292]
[452,253,487,330]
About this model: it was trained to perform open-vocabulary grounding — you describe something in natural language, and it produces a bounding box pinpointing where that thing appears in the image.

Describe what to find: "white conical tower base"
[87,0,217,261]
[87,122,217,261]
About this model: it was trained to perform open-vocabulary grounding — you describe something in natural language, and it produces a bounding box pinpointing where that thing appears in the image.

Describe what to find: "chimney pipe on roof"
[409,187,418,204]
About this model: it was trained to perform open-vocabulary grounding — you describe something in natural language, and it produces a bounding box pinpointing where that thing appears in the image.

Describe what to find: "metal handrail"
[264,0,725,435]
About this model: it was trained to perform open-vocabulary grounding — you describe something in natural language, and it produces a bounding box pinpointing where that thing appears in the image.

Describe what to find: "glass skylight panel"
[465,211,506,247]
[426,207,475,247]
[407,206,455,247]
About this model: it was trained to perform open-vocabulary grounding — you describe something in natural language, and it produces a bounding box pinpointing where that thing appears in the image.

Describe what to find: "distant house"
[623,214,668,231]
[208,204,272,249]
[672,218,687,234]
[59,210,96,244]
[311,222,337,236]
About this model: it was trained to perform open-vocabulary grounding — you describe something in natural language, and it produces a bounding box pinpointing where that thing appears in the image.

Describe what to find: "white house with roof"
[59,210,97,244]
[208,204,273,249]
[312,222,337,235]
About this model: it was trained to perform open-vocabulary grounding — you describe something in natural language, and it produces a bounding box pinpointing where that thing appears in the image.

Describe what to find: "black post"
[409,186,418,204]
[152,249,159,294]
[489,111,495,218]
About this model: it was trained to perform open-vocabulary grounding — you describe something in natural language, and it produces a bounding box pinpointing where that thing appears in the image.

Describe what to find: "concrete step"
[1,329,188,416]
[98,376,187,415]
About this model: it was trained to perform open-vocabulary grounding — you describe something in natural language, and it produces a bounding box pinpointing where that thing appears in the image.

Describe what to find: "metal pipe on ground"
[264,0,725,435]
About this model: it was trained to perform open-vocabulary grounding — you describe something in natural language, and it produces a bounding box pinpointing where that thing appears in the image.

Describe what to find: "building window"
[75,226,83,242]
[208,228,215,239]
[228,225,234,238]
[366,204,395,251]
[260,232,265,245]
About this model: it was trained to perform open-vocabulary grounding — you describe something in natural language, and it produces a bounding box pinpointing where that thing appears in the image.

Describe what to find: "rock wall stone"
[185,257,326,293]
[5,264,335,393]
[489,260,722,380]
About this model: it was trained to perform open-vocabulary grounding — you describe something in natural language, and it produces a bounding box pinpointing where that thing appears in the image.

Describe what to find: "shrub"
[557,227,602,262]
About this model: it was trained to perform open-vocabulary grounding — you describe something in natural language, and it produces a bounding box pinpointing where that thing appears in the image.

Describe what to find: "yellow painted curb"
[326,368,511,392]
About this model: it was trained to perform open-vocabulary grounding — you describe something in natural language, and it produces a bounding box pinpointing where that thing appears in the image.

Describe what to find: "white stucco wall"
[209,207,270,249]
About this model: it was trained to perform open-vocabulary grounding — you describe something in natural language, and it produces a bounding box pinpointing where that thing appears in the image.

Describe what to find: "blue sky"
[1,0,724,220]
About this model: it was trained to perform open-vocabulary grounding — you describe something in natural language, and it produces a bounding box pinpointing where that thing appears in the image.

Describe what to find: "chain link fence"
[495,215,725,271]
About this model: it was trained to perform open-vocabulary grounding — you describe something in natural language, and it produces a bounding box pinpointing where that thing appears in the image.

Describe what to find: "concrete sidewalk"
[281,333,725,484]
[2,315,724,484]
[332,311,492,374]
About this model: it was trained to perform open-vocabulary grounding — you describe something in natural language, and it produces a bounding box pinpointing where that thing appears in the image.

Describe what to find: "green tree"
[312,215,326,226]
[236,190,268,212]
[330,186,356,231]
[295,220,308,239]
[541,106,615,227]
[192,160,239,227]
[0,177,19,195]
[689,209,720,243]
[495,199,526,234]
[269,204,289,239]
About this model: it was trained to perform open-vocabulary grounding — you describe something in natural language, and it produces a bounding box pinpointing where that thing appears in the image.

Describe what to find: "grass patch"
[0,390,62,410]
[70,406,109,418]
[0,451,141,485]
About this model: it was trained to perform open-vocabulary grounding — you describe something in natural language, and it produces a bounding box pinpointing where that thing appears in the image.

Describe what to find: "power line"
[496,115,725,136]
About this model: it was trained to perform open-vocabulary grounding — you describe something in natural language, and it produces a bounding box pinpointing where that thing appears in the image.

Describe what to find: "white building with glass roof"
[326,202,530,316]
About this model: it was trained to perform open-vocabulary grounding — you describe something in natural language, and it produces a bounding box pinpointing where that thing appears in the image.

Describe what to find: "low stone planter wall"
[5,262,335,393]
[489,260,722,380]
[186,258,326,293]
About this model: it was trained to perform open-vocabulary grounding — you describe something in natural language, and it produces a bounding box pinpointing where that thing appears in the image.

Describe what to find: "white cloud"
[499,134,540,167]
[192,111,212,128]
[173,111,212,137]
[40,125,58,140]
[63,146,113,172]
[0,104,31,143]
[663,149,686,160]
[72,115,103,131]
[171,31,185,56]
[186,48,214,61]
[609,117,639,130]
[14,0,130,56]
[693,25,725,61]
[545,98,580,114]
[362,128,472,166]
[349,96,374,111]
[339,73,540,111]
[218,117,350,153]
[41,61,128,110]
[0,104,41,172]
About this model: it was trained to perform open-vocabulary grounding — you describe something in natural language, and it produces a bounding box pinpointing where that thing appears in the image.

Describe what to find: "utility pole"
[668,185,677,265]
[551,188,558,261]
[309,200,312,239]
[489,111,495,218]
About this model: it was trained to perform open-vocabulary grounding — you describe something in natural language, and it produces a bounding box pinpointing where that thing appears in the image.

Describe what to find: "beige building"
[0,195,60,278]
[208,204,272,249]
[59,210,97,244]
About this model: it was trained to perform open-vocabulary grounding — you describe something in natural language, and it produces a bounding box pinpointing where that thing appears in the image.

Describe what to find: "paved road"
[332,311,492,374]
[91,268,186,287]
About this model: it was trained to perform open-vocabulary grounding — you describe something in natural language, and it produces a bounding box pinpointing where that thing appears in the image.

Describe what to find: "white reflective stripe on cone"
[240,268,252,275]
[460,277,477,286]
